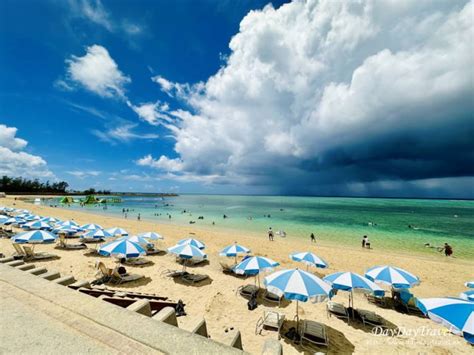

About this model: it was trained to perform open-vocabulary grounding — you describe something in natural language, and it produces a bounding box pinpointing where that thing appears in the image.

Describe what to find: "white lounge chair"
[255,310,286,339]
[357,309,385,328]
[327,301,350,322]
[299,320,329,349]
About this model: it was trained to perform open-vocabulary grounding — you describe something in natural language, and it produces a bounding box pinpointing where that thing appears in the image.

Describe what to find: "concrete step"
[0,257,15,263]
[54,275,76,286]
[223,329,243,350]
[126,300,152,317]
[41,270,61,281]
[153,307,178,327]
[5,260,24,267]
[17,263,36,271]
[68,280,91,290]
[28,267,48,275]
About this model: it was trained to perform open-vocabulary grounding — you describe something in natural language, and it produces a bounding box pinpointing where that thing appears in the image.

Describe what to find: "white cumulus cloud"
[147,0,473,196]
[66,45,131,98]
[0,124,54,179]
[136,154,183,172]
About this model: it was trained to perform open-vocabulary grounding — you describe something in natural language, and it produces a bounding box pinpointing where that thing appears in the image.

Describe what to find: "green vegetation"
[0,176,69,193]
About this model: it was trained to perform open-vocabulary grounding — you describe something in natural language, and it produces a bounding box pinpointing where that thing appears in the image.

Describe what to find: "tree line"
[0,176,111,195]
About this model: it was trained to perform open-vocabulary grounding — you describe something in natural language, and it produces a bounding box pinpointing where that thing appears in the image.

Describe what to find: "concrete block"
[153,307,178,327]
[126,300,152,317]
[17,263,36,271]
[68,280,91,289]
[54,275,76,286]
[261,339,282,355]
[0,257,15,263]
[191,318,209,338]
[41,270,61,281]
[28,267,48,275]
[5,260,24,267]
[224,330,243,350]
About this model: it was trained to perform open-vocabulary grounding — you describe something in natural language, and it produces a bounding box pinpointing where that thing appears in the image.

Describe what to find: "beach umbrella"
[16,213,30,219]
[264,268,333,328]
[460,290,474,302]
[58,220,79,228]
[0,216,9,223]
[289,251,328,270]
[323,272,384,312]
[105,227,128,237]
[3,217,25,225]
[177,238,205,250]
[99,239,146,258]
[40,217,60,224]
[220,242,251,263]
[466,281,474,289]
[12,230,57,244]
[137,232,164,240]
[365,265,420,289]
[168,243,207,271]
[53,225,79,236]
[233,256,279,287]
[416,298,474,344]
[81,229,112,240]
[24,214,41,221]
[120,235,152,247]
[22,220,52,230]
[81,223,103,231]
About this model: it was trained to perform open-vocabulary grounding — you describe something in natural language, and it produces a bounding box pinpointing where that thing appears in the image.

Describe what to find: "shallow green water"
[53,195,474,259]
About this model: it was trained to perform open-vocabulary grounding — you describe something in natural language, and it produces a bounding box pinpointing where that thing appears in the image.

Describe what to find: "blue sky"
[1,0,473,197]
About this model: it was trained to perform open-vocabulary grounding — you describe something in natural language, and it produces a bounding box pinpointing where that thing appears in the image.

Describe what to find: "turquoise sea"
[52,195,474,260]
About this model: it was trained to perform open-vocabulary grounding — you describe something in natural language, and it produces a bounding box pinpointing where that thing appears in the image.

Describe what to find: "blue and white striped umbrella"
[57,220,79,228]
[323,272,385,297]
[416,298,474,344]
[81,223,103,231]
[177,238,205,249]
[40,217,60,223]
[99,239,146,258]
[460,290,474,302]
[3,217,25,225]
[81,229,112,239]
[220,243,251,257]
[290,252,328,269]
[16,213,30,219]
[53,225,80,235]
[120,235,152,247]
[264,268,332,302]
[138,232,164,240]
[13,230,57,244]
[233,256,279,276]
[365,265,420,289]
[0,216,9,223]
[168,243,207,260]
[105,227,128,236]
[22,220,52,230]
[24,214,41,221]
[466,281,474,289]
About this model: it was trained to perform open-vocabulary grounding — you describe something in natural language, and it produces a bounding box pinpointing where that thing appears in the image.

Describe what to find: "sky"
[0,0,473,198]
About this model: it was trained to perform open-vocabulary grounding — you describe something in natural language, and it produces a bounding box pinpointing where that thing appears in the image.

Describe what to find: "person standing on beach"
[310,233,316,243]
[268,227,274,241]
[362,235,367,248]
[440,243,453,257]
[137,213,141,221]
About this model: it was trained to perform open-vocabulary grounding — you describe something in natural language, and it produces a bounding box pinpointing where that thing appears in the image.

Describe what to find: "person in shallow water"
[310,233,316,243]
[440,243,453,256]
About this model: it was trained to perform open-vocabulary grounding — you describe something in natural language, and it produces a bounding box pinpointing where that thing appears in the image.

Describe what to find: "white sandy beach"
[1,196,473,354]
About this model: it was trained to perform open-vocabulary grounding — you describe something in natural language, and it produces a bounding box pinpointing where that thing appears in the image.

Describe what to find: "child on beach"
[310,233,316,243]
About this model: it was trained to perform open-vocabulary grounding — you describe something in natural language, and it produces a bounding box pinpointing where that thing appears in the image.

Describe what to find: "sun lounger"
[393,290,425,315]
[12,243,26,258]
[327,301,350,322]
[299,320,328,348]
[219,261,237,274]
[22,246,56,261]
[177,256,207,266]
[263,290,283,306]
[81,238,104,243]
[123,257,152,266]
[110,268,144,285]
[56,236,86,250]
[366,294,390,308]
[238,284,260,299]
[255,310,286,339]
[357,309,385,328]
[161,269,187,278]
[181,273,209,285]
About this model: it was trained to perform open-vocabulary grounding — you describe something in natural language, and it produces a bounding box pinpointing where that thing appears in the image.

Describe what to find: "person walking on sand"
[362,235,368,248]
[310,233,316,243]
[440,242,453,257]
[268,227,274,241]
[137,213,141,221]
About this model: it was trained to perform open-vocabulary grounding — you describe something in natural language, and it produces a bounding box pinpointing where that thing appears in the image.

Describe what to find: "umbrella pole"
[296,300,299,332]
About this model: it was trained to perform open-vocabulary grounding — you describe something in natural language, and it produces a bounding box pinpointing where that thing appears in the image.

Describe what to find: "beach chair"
[123,257,152,266]
[57,235,86,250]
[181,273,209,285]
[110,267,144,285]
[299,320,329,349]
[238,284,260,299]
[366,294,390,308]
[161,269,187,278]
[22,246,56,261]
[263,289,283,306]
[12,243,26,258]
[357,309,385,328]
[145,247,161,255]
[219,261,237,274]
[177,256,207,266]
[394,290,424,315]
[327,301,350,322]
[255,310,286,339]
